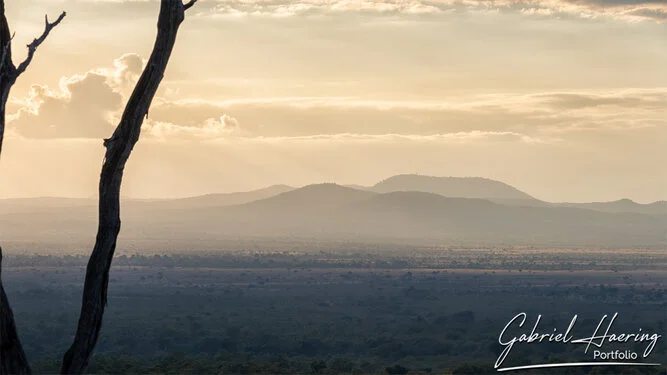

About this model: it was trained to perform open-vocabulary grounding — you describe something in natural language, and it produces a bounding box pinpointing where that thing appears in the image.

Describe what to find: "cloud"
[8,54,144,139]
[6,51,665,142]
[624,7,667,19]
[10,73,121,139]
[145,89,666,139]
[8,54,257,140]
[194,0,667,21]
[51,0,667,21]
[536,90,667,109]
[197,131,553,145]
[108,53,144,91]
[145,114,245,140]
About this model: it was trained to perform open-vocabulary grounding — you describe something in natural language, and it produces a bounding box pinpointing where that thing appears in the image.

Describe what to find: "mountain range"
[1,175,665,248]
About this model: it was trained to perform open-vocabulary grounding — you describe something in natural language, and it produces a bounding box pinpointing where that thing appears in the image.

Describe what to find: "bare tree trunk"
[0,0,15,157]
[0,3,65,374]
[60,1,196,374]
[0,248,31,375]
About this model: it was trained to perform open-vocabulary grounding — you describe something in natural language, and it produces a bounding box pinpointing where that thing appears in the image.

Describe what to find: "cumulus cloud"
[8,54,147,139]
[108,53,144,91]
[7,53,261,140]
[11,73,122,139]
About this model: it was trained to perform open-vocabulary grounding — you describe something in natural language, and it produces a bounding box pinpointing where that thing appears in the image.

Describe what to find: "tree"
[385,364,410,375]
[0,1,197,374]
[1,3,66,374]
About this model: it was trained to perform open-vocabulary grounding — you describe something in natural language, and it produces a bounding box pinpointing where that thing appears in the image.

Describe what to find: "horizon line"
[0,188,665,205]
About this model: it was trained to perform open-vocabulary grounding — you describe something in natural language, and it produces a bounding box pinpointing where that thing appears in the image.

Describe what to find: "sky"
[0,0,665,203]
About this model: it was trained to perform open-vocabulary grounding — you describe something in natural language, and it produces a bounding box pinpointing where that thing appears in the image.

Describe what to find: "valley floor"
[2,246,665,374]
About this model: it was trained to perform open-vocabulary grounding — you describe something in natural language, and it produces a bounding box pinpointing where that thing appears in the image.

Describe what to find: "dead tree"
[1,1,197,375]
[0,3,66,374]
[60,1,197,374]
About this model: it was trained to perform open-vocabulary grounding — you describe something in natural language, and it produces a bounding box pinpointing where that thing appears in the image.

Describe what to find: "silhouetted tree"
[0,1,197,374]
[0,3,66,374]
[385,364,410,375]
[61,1,197,373]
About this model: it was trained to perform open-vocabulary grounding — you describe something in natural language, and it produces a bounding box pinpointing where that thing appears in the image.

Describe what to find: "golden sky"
[0,0,665,202]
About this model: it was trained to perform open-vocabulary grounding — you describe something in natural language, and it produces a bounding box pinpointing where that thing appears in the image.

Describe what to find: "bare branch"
[14,11,66,77]
[184,0,197,11]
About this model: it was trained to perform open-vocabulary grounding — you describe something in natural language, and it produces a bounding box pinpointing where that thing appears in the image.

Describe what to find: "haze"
[0,0,665,203]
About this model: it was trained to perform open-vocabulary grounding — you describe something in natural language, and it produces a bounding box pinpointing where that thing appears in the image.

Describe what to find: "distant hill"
[3,175,663,216]
[0,185,296,217]
[1,184,664,248]
[343,184,371,191]
[129,186,667,247]
[241,184,374,212]
[557,199,667,215]
[139,185,295,209]
[371,175,535,201]
[0,197,94,212]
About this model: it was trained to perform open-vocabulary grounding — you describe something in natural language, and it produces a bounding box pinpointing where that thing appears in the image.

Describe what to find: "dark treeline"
[3,246,666,272]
